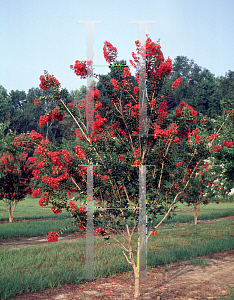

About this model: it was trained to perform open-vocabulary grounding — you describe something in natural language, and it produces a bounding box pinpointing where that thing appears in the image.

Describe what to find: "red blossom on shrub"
[32,188,42,197]
[211,145,222,152]
[47,231,58,242]
[223,139,233,147]
[39,74,60,90]
[51,206,62,214]
[70,60,93,79]
[103,41,118,64]
[171,78,181,89]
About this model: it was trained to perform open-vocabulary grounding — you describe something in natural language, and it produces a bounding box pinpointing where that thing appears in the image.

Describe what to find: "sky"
[0,0,234,94]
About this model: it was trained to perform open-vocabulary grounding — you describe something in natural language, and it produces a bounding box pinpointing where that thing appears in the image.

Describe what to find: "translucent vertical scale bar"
[138,23,147,137]
[86,165,94,279]
[86,22,94,137]
[138,164,147,278]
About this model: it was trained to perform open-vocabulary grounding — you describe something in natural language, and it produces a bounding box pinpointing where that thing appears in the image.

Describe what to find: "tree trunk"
[194,207,198,225]
[8,209,13,223]
[134,267,140,298]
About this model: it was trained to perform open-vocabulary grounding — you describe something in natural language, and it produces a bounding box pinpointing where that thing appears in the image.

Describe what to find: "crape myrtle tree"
[0,124,34,222]
[16,36,233,298]
[174,116,233,224]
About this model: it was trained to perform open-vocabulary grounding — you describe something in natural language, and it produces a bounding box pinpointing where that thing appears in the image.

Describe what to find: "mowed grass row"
[0,196,234,239]
[0,218,233,299]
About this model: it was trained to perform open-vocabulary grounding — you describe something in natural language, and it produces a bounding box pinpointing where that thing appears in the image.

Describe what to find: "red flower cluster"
[133,159,139,167]
[52,107,65,122]
[94,226,105,234]
[134,148,141,158]
[67,103,73,109]
[30,130,44,141]
[74,129,85,141]
[47,231,58,242]
[38,114,52,126]
[51,206,62,214]
[195,135,201,144]
[111,78,121,90]
[39,74,60,90]
[171,78,181,89]
[223,139,233,147]
[69,201,86,214]
[118,155,126,161]
[86,86,101,101]
[200,117,207,123]
[103,41,118,64]
[34,97,42,106]
[70,60,93,79]
[207,133,218,142]
[123,67,131,78]
[32,188,41,197]
[175,102,198,123]
[152,230,157,236]
[211,145,222,152]
[157,58,173,80]
[175,161,183,167]
[38,107,65,127]
[156,100,168,126]
[75,144,86,160]
[38,192,49,206]
[94,115,107,133]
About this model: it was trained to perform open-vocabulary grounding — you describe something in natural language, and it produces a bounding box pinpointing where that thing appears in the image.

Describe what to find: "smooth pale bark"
[6,200,17,223]
[194,206,198,225]
[8,210,13,223]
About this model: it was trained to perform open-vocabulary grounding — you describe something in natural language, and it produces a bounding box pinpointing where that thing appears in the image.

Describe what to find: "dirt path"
[9,250,234,300]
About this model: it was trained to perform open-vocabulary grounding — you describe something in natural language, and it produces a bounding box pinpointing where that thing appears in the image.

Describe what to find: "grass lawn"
[0,218,233,299]
[0,196,233,239]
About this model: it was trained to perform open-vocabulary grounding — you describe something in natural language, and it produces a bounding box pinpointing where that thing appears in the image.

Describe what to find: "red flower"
[70,60,93,79]
[123,67,131,78]
[223,139,233,147]
[67,103,73,108]
[32,188,41,197]
[211,145,222,152]
[39,74,60,90]
[134,148,141,158]
[47,231,58,242]
[216,201,219,204]
[175,161,183,167]
[133,160,139,167]
[171,78,181,89]
[51,206,62,214]
[103,41,118,64]
[152,230,157,236]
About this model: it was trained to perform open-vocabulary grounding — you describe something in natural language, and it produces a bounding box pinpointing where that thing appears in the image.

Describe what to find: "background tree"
[0,128,34,222]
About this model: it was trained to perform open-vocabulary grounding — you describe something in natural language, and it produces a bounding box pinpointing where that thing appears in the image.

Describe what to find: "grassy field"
[0,218,233,299]
[0,196,233,299]
[0,195,234,239]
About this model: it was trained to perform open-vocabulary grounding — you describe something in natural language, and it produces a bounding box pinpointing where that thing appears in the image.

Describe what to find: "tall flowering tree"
[17,36,233,298]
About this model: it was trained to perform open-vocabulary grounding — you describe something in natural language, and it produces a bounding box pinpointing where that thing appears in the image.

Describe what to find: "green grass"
[0,218,233,299]
[219,290,234,299]
[153,201,234,225]
[0,194,82,221]
[0,197,233,239]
